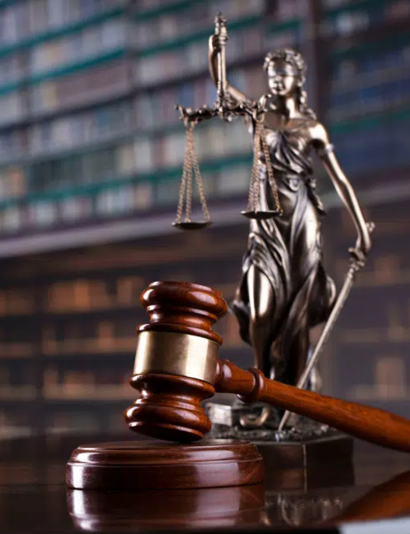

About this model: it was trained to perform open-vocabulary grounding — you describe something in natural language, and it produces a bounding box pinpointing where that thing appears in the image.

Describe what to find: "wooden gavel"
[125,281,410,452]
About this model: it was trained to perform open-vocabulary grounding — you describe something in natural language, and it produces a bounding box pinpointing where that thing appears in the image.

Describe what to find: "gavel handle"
[215,360,410,453]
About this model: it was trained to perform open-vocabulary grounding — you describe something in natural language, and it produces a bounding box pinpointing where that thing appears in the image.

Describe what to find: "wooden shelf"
[43,304,139,318]
[0,386,36,401]
[43,351,135,362]
[43,337,136,356]
[338,327,410,345]
[0,426,34,439]
[0,343,34,357]
[354,270,410,289]
[350,385,410,403]
[134,0,203,20]
[44,385,134,402]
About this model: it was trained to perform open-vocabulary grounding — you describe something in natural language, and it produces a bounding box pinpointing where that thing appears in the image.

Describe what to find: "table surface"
[3,432,410,533]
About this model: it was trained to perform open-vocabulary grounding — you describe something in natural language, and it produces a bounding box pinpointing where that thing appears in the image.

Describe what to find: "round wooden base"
[66,439,264,490]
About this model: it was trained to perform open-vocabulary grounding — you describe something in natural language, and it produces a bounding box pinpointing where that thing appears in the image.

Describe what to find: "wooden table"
[3,432,410,533]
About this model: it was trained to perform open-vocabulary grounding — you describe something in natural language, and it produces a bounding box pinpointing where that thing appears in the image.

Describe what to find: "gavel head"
[125,281,228,443]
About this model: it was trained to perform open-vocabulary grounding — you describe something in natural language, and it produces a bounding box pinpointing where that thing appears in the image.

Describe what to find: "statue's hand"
[349,222,374,267]
[210,33,227,53]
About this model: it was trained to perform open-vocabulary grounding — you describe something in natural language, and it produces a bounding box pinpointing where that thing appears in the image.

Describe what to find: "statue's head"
[263,48,306,97]
[263,49,314,117]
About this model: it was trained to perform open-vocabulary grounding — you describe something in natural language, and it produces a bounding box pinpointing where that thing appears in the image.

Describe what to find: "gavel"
[125,281,410,452]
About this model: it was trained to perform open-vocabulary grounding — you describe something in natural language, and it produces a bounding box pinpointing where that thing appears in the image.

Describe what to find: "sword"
[277,222,375,432]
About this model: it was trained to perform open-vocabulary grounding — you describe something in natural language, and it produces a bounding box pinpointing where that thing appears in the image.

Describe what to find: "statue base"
[206,402,354,491]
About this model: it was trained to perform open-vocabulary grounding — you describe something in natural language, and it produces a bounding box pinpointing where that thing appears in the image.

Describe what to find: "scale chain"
[174,122,211,226]
[189,124,211,222]
[185,124,194,222]
[175,125,192,225]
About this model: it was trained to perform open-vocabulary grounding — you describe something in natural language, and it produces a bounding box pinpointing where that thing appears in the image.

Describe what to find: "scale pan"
[173,221,213,230]
[241,210,282,220]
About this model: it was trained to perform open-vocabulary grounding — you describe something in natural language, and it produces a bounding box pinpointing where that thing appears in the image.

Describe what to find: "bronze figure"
[208,44,372,398]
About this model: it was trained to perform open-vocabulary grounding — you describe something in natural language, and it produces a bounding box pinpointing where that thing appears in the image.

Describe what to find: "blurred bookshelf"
[0,0,410,437]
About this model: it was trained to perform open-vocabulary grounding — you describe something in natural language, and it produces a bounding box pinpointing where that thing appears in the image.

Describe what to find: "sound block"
[66,439,264,490]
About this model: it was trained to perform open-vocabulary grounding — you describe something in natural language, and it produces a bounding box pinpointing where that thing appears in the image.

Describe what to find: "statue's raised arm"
[208,13,252,106]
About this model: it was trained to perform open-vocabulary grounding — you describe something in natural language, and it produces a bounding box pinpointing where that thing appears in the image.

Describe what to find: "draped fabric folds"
[232,122,335,384]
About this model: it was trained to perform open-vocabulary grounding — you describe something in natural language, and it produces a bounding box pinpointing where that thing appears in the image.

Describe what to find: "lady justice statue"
[174,15,372,432]
[207,30,372,427]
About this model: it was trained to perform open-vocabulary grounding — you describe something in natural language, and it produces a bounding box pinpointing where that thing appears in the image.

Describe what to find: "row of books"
[45,412,100,432]
[323,0,410,37]
[332,44,410,89]
[0,52,25,87]
[133,120,252,173]
[44,367,131,388]
[0,164,252,234]
[46,275,145,312]
[0,121,406,214]
[0,0,124,46]
[0,64,266,164]
[45,311,135,337]
[0,365,34,387]
[0,286,35,316]
[135,65,267,130]
[0,93,26,127]
[41,315,244,353]
[0,167,26,201]
[0,2,27,46]
[29,100,132,156]
[30,142,135,193]
[0,59,130,127]
[0,411,31,432]
[135,24,266,87]
[332,41,410,84]
[30,58,130,116]
[0,130,26,165]
[332,115,410,174]
[329,75,410,122]
[0,275,238,320]
[43,336,136,358]
[28,19,126,76]
[351,355,408,401]
[0,186,139,233]
[26,121,251,190]
[0,101,133,164]
[134,0,265,50]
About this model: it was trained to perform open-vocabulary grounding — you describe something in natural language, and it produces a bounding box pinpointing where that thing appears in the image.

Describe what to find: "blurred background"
[0,0,408,439]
